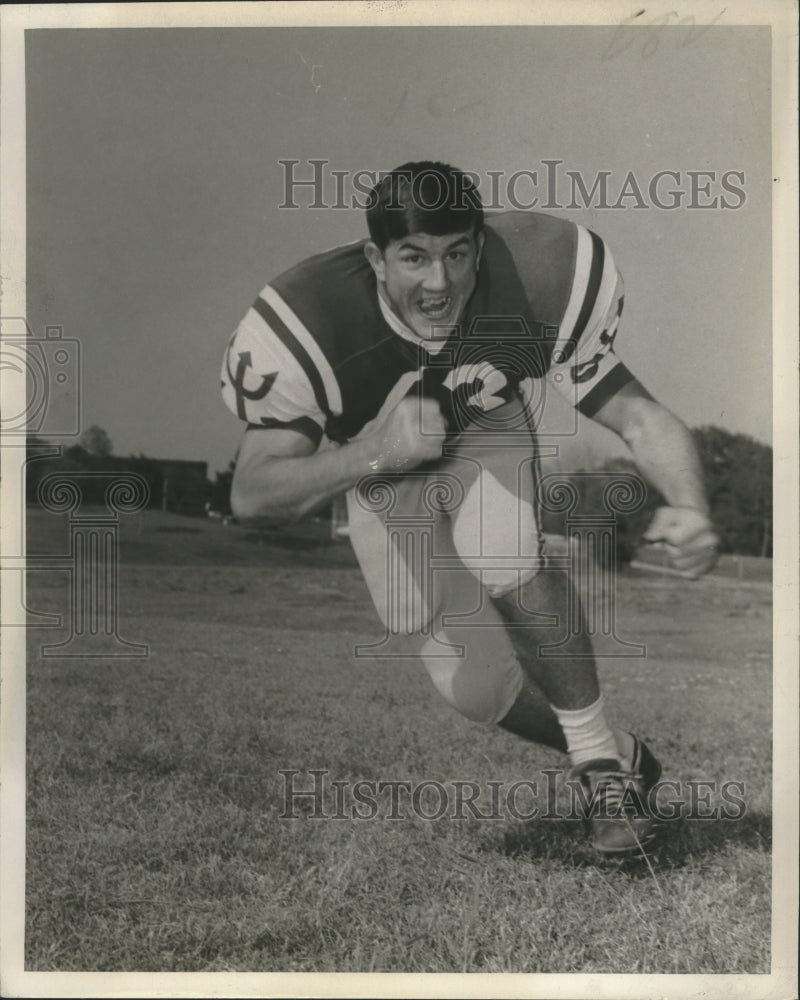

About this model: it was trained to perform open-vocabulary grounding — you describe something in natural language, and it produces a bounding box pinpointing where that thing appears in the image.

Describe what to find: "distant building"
[24,443,212,516]
[156,459,209,516]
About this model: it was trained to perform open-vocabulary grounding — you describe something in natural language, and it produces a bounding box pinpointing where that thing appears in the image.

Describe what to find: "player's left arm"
[544,227,717,576]
[590,379,719,577]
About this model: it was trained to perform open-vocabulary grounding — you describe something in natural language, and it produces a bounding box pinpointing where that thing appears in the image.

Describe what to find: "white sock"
[552,695,619,767]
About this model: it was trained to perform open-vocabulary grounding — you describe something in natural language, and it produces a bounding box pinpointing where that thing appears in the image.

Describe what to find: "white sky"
[24,25,772,473]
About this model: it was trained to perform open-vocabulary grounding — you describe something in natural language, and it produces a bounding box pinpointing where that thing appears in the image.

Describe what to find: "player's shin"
[492,570,623,767]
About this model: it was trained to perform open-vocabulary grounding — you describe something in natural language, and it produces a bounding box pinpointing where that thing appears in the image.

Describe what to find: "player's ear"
[364,241,386,282]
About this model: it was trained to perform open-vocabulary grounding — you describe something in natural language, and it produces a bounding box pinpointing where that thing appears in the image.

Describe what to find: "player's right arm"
[230,396,447,525]
[222,287,446,524]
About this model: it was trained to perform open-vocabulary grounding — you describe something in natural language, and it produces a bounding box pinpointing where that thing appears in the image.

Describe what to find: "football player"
[221,161,719,854]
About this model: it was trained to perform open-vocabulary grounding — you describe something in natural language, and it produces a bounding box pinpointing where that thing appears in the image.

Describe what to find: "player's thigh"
[346,469,524,725]
[346,471,450,635]
[442,399,544,598]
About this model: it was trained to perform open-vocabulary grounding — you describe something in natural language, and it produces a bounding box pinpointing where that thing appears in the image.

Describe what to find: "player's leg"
[446,402,662,852]
[345,469,566,751]
[441,400,629,762]
[417,526,568,752]
[493,568,633,765]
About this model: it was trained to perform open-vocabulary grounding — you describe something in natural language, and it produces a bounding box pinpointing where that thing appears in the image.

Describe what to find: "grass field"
[23,507,772,974]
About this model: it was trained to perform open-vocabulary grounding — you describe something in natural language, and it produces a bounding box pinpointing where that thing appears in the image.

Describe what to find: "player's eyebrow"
[397,235,472,253]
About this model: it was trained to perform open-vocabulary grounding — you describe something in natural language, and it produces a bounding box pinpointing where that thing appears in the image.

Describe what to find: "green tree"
[79,425,113,458]
[540,426,772,562]
[692,426,771,557]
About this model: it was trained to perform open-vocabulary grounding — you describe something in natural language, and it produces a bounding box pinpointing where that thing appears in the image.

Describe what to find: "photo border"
[1,3,797,998]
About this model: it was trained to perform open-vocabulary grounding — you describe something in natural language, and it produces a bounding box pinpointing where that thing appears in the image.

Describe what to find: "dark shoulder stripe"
[571,230,606,345]
[246,416,323,446]
[577,362,635,418]
[252,295,332,418]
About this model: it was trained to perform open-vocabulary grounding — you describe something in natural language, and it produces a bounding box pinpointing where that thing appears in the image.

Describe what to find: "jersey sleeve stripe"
[568,229,606,346]
[252,294,333,420]
[576,361,635,417]
[557,225,593,345]
[590,241,621,325]
[259,285,343,415]
[246,416,323,446]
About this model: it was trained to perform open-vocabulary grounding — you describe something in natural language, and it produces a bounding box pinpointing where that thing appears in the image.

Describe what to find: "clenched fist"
[642,506,719,578]
[367,397,447,472]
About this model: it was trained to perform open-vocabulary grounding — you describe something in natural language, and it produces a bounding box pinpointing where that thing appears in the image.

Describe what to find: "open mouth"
[417,296,452,319]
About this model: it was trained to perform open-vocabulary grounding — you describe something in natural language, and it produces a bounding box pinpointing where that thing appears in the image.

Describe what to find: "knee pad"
[450,468,543,598]
[420,632,523,725]
[480,562,542,599]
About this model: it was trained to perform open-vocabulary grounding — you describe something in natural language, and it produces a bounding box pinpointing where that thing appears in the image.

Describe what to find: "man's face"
[365,230,484,339]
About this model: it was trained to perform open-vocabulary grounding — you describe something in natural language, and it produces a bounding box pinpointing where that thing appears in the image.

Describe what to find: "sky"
[23,24,772,475]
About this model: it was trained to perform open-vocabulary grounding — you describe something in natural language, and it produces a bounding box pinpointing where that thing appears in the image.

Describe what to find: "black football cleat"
[569,735,663,856]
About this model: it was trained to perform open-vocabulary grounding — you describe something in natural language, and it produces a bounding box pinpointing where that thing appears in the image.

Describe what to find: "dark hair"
[366,161,484,250]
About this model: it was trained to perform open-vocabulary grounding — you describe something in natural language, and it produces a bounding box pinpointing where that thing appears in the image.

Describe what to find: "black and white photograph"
[0,2,797,998]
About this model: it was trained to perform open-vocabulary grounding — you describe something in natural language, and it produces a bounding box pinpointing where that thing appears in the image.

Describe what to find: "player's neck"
[376,284,450,354]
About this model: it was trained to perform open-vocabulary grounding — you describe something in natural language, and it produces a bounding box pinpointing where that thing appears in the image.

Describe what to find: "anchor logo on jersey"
[226,347,278,421]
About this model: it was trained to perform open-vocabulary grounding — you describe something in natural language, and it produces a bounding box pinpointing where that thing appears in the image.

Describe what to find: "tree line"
[539,426,772,560]
[26,423,771,559]
[26,426,210,516]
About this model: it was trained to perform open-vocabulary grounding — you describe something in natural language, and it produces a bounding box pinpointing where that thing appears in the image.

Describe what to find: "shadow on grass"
[240,530,330,550]
[494,810,771,870]
[640,810,771,869]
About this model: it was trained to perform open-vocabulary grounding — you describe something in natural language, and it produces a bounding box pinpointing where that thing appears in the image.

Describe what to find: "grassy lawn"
[23,508,772,973]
